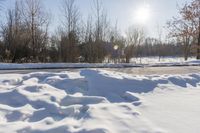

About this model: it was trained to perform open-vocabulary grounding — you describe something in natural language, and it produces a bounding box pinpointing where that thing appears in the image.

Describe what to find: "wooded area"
[0,0,199,63]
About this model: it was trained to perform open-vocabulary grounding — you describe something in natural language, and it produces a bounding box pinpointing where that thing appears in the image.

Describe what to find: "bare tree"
[60,0,80,62]
[62,0,80,33]
[88,0,109,62]
[108,22,125,63]
[21,0,50,61]
[156,24,163,61]
[182,0,200,59]
[0,0,4,22]
[93,0,102,42]
[0,1,24,62]
[81,15,94,63]
[167,0,200,60]
[92,0,109,42]
[84,15,93,42]
[124,26,145,63]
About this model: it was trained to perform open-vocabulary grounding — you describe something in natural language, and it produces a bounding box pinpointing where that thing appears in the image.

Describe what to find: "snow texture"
[0,69,200,133]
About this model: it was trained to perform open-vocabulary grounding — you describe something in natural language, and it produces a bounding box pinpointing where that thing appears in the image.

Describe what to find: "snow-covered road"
[0,66,199,75]
[106,66,200,75]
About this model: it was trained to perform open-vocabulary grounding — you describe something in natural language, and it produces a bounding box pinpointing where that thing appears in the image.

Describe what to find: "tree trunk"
[184,45,189,61]
[125,55,130,63]
[197,17,200,59]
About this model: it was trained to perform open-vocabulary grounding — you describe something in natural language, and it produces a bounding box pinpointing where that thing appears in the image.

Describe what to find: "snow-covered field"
[0,69,200,133]
[131,57,197,64]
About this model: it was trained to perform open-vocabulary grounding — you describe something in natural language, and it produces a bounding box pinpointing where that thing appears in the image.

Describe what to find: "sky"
[1,0,192,38]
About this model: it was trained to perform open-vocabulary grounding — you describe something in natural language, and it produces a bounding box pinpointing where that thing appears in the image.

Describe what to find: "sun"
[134,5,151,24]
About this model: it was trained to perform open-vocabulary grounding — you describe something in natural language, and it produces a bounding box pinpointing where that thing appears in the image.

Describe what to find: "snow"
[0,69,200,133]
[131,57,200,67]
[0,63,142,70]
[0,57,199,70]
[131,57,197,64]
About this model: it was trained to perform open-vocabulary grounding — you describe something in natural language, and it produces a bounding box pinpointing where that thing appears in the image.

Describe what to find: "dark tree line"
[134,38,191,58]
[0,0,49,62]
[0,0,199,63]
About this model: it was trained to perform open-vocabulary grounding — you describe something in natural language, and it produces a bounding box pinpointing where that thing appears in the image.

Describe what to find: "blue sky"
[1,0,191,38]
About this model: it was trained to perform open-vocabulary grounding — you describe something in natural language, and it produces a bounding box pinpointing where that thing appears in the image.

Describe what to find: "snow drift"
[0,69,200,133]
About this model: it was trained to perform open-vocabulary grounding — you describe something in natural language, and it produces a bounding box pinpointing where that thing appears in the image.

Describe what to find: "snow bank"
[0,63,142,70]
[0,69,200,132]
[0,58,199,70]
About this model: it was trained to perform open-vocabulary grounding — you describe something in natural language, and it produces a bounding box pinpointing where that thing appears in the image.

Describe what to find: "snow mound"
[0,69,199,132]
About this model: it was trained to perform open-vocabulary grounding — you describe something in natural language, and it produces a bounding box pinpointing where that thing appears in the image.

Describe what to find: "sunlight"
[114,45,119,50]
[134,5,151,24]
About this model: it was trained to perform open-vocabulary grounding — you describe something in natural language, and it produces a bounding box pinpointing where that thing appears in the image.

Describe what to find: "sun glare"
[134,5,151,24]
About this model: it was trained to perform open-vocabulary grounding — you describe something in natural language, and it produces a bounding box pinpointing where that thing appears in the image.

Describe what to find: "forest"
[0,0,199,63]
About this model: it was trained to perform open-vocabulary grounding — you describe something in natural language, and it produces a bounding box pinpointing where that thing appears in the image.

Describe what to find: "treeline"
[0,0,199,63]
[134,39,188,58]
